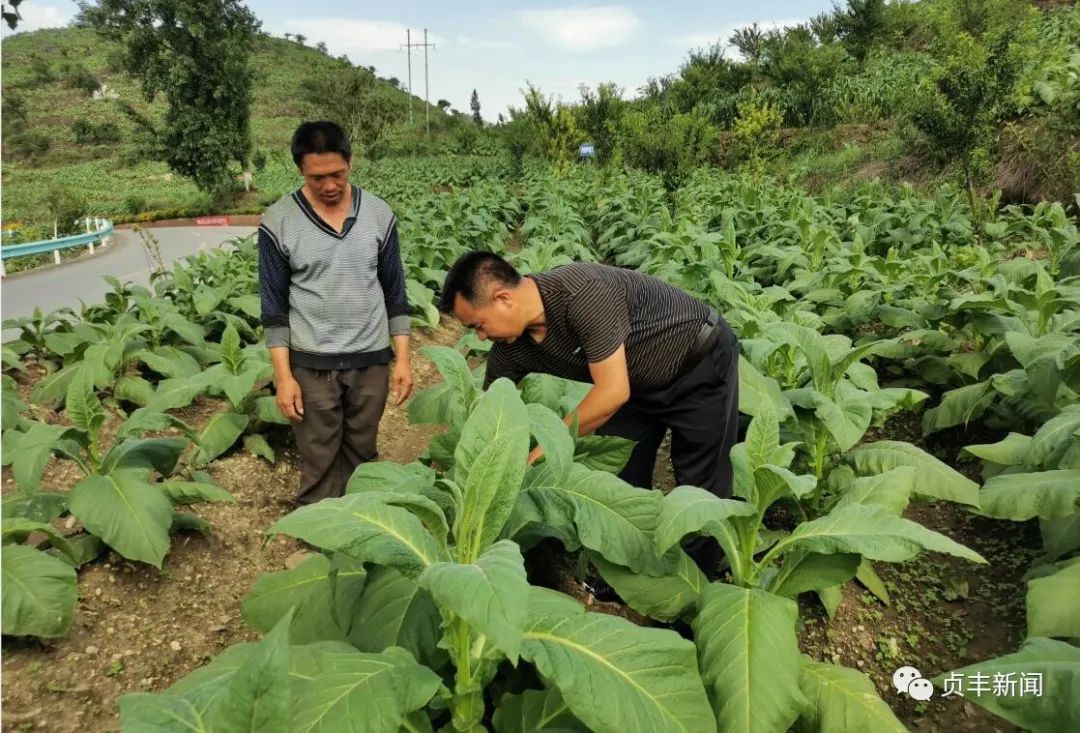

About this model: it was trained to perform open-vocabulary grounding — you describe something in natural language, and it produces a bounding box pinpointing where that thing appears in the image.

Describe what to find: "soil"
[0,324,1046,733]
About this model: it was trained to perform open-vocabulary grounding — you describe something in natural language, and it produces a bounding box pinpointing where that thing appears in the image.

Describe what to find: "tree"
[834,0,887,63]
[315,41,328,55]
[300,66,406,160]
[437,99,452,111]
[470,89,482,124]
[576,82,624,164]
[77,0,260,194]
[294,33,306,46]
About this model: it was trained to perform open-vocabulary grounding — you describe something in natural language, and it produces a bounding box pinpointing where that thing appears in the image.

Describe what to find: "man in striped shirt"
[440,252,740,498]
[258,121,413,505]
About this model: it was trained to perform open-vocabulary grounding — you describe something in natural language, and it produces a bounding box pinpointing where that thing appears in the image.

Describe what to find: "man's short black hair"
[440,252,522,313]
[291,121,352,167]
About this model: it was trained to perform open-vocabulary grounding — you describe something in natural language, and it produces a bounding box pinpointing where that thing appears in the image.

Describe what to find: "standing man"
[258,120,414,505]
[439,252,740,498]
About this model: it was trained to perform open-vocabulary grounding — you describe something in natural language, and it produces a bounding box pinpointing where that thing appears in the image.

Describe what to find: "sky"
[4,1,839,121]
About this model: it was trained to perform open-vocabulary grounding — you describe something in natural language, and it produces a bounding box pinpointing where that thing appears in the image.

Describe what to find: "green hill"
[1,26,457,233]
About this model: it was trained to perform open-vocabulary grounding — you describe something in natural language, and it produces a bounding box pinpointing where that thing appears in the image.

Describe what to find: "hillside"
[1,26,454,232]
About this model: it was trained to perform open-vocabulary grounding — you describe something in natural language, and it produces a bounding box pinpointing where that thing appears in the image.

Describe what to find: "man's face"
[299,152,351,206]
[454,290,524,344]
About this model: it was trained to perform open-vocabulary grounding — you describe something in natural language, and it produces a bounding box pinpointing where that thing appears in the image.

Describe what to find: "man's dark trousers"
[291,364,389,504]
[596,328,739,498]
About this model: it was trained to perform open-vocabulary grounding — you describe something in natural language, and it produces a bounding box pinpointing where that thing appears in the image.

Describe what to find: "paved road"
[1,226,256,340]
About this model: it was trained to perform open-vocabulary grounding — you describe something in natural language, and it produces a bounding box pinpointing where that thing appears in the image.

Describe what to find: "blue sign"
[578,143,595,158]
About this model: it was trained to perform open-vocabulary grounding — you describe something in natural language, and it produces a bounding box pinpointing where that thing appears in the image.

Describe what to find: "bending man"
[440,252,740,498]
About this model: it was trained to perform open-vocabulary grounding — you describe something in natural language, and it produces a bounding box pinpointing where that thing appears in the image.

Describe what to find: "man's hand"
[391,358,414,406]
[527,445,545,465]
[276,376,304,422]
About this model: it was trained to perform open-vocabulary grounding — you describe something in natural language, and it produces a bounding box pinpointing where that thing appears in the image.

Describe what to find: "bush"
[72,120,122,145]
[41,188,89,236]
[9,131,52,162]
[252,149,268,172]
[29,55,56,84]
[124,195,148,215]
[62,63,100,95]
[618,107,719,189]
[730,97,784,169]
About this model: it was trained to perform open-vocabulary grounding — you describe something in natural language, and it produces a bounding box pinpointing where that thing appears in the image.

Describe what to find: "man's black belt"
[674,311,722,381]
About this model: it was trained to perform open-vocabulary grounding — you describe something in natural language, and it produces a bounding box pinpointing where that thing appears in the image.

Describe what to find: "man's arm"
[564,279,632,435]
[378,217,414,405]
[566,345,631,435]
[258,226,303,421]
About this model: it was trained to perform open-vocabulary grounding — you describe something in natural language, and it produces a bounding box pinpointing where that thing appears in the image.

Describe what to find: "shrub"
[9,131,51,162]
[730,97,784,170]
[618,107,719,189]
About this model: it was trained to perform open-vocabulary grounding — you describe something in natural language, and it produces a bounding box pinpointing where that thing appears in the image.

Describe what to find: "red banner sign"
[195,216,230,226]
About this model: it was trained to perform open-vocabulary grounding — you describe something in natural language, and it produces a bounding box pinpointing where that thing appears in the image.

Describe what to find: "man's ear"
[491,288,513,306]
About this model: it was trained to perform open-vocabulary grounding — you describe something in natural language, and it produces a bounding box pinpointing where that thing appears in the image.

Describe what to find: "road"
[1,225,256,340]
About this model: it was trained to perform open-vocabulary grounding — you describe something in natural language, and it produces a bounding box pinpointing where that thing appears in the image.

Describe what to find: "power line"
[400,28,435,136]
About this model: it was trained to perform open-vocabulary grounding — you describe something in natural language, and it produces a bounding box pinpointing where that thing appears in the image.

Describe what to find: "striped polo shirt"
[483,262,731,391]
[257,185,410,370]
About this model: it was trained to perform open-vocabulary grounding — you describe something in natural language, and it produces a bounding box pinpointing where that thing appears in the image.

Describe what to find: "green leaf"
[143,377,209,413]
[931,638,1080,733]
[1028,407,1080,470]
[47,532,105,568]
[654,485,756,555]
[1,544,77,638]
[1,491,67,524]
[745,407,779,470]
[268,494,448,577]
[208,611,291,733]
[119,692,209,732]
[978,470,1080,521]
[116,409,198,442]
[766,504,986,565]
[346,567,446,670]
[526,403,574,481]
[590,550,706,622]
[773,323,833,392]
[102,438,188,477]
[227,294,262,320]
[961,432,1033,467]
[524,463,670,574]
[519,374,571,414]
[573,433,635,474]
[738,355,794,421]
[244,434,275,463]
[194,288,224,318]
[815,390,873,452]
[1027,561,1080,638]
[922,381,994,435]
[172,512,210,534]
[219,371,261,409]
[192,412,249,466]
[1040,515,1080,560]
[522,587,716,733]
[65,367,105,444]
[855,560,891,606]
[254,395,290,425]
[409,346,476,424]
[795,656,907,733]
[2,517,78,562]
[138,348,203,380]
[493,687,587,733]
[846,441,980,507]
[159,482,236,505]
[68,471,174,567]
[114,376,156,407]
[163,313,206,346]
[241,554,364,644]
[420,540,528,662]
[290,646,442,733]
[768,550,861,598]
[833,467,915,516]
[5,421,73,492]
[693,582,806,733]
[454,379,530,562]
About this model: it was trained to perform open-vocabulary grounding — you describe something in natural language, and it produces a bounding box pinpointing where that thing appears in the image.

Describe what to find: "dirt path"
[0,323,462,733]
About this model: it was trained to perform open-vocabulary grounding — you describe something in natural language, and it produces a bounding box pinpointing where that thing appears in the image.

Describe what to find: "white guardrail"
[0,218,114,276]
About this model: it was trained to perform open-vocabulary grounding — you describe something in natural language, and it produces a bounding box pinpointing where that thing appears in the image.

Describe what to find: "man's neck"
[304,184,352,216]
[521,277,547,337]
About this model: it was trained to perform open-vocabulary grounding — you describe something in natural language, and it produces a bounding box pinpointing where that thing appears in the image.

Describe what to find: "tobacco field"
[2,157,1079,732]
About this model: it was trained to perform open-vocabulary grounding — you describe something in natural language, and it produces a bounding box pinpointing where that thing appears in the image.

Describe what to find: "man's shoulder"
[357,187,395,221]
[260,192,299,233]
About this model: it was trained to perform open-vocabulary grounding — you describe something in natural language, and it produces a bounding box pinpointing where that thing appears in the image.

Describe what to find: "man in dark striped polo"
[439,252,740,498]
[258,121,414,505]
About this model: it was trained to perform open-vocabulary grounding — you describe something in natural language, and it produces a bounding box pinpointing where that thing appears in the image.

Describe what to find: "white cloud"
[454,36,515,51]
[518,6,638,53]
[268,18,442,55]
[668,18,807,59]
[1,3,74,34]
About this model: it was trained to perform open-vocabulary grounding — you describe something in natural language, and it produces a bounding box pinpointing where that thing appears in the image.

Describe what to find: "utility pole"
[401,29,434,134]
